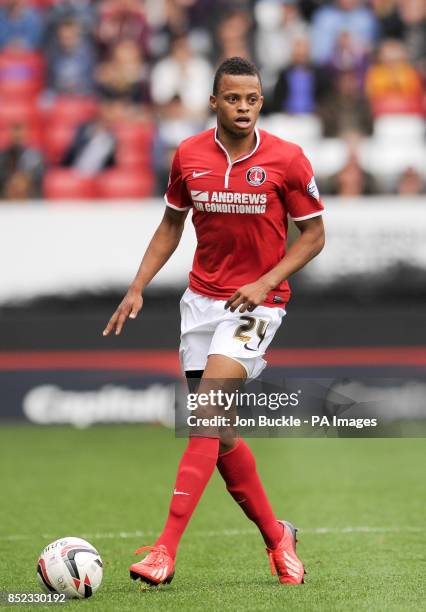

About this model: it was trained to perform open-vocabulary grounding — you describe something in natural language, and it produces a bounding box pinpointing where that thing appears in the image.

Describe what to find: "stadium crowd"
[0,0,424,200]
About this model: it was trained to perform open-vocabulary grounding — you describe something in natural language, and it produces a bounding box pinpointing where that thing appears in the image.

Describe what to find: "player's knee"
[219,436,238,454]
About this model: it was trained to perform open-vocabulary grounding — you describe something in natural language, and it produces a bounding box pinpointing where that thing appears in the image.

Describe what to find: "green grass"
[0,424,425,611]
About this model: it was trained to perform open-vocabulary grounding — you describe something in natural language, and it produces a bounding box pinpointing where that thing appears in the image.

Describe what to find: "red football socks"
[155,437,219,559]
[217,439,283,549]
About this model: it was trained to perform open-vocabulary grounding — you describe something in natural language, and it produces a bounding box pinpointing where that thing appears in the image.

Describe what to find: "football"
[37,537,103,599]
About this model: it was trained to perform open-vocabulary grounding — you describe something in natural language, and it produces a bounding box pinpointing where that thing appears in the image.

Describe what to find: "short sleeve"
[283,151,325,221]
[164,148,192,211]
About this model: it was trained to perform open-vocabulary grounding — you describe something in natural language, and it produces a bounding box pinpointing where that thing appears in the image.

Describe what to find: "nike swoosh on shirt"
[244,343,257,352]
[173,489,190,496]
[192,170,212,178]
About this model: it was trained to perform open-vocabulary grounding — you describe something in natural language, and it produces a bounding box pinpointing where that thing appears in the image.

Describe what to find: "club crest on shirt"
[307,176,320,200]
[246,166,266,187]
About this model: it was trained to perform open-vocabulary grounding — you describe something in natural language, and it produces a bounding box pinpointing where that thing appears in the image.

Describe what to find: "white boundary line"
[0,526,423,543]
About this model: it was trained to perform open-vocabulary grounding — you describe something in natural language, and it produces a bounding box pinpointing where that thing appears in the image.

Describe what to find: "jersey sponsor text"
[191,190,267,214]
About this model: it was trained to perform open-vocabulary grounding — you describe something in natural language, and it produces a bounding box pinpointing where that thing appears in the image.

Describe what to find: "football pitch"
[0,424,425,612]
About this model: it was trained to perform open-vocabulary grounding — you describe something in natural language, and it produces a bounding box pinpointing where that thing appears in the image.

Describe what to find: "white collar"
[214,126,260,165]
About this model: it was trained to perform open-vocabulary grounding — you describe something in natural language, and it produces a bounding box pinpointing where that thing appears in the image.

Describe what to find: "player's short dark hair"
[213,57,262,95]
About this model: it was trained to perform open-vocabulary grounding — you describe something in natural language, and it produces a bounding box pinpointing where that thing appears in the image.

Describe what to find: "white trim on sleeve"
[290,210,325,221]
[164,194,192,211]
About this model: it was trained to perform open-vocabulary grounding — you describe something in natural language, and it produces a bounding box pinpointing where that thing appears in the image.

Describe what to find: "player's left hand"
[225,280,270,313]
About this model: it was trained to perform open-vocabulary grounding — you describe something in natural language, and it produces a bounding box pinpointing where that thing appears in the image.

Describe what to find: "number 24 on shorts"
[234,316,269,349]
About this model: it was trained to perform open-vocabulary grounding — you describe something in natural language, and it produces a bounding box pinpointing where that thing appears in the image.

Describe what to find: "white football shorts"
[179,288,286,380]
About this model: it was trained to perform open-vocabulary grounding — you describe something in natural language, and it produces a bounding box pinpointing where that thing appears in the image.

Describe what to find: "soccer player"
[103,57,325,587]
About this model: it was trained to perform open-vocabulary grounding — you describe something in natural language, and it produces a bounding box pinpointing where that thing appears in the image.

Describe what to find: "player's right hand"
[102,288,143,336]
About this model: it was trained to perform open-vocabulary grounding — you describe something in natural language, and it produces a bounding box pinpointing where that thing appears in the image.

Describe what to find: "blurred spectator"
[372,1,425,71]
[45,0,97,42]
[154,94,204,192]
[215,10,253,64]
[365,39,424,114]
[151,35,213,115]
[318,69,373,137]
[397,0,426,70]
[0,0,43,50]
[47,19,95,95]
[61,102,117,175]
[96,39,150,105]
[255,0,308,75]
[176,0,215,57]
[270,36,330,114]
[326,153,377,196]
[0,123,43,199]
[396,166,425,195]
[328,30,369,80]
[148,0,213,59]
[148,0,191,58]
[311,0,378,65]
[96,0,150,59]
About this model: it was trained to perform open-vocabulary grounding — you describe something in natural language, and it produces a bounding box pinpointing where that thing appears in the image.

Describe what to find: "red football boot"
[129,544,175,586]
[266,520,305,584]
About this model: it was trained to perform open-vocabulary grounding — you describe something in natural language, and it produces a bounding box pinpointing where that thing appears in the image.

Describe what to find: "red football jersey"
[165,127,324,306]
